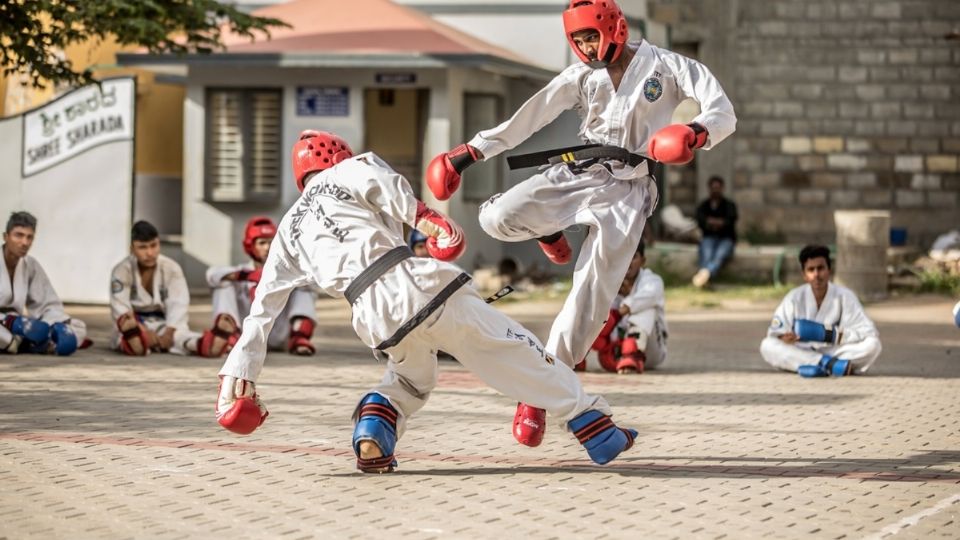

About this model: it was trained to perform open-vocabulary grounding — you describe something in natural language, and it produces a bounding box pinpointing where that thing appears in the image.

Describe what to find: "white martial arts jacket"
[617,268,668,334]
[220,152,468,382]
[767,282,879,350]
[109,254,191,330]
[0,253,72,323]
[468,40,736,165]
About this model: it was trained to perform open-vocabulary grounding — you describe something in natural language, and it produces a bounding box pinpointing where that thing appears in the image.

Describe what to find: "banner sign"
[22,78,135,176]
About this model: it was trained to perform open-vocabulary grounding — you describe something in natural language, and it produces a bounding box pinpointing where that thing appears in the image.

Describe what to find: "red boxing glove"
[414,200,466,261]
[216,376,269,435]
[425,144,480,201]
[648,123,708,165]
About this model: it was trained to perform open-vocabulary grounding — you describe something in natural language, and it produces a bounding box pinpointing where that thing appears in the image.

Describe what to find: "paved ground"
[1,293,958,539]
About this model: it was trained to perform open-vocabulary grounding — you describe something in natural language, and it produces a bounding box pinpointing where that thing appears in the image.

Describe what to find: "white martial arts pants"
[0,316,86,353]
[111,314,201,356]
[479,163,656,368]
[212,283,316,350]
[759,336,882,374]
[621,308,667,369]
[360,287,611,438]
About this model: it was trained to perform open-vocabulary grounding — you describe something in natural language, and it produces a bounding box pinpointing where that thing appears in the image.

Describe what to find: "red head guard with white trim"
[291,129,354,192]
[243,216,277,262]
[562,0,629,69]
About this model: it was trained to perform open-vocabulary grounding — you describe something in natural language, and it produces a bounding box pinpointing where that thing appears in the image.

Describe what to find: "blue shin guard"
[352,393,399,473]
[798,355,851,378]
[568,410,637,465]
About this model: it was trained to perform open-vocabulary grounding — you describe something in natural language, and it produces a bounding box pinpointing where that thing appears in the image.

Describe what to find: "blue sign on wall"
[296,87,349,117]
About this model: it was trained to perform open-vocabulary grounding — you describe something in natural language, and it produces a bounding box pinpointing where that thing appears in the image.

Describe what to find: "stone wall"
[648,0,960,246]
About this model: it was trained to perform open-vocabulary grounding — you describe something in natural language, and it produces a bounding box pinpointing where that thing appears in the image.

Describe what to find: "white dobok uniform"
[110,254,200,355]
[207,263,316,350]
[470,39,736,367]
[219,152,609,436]
[760,282,882,374]
[614,268,668,369]
[0,253,87,350]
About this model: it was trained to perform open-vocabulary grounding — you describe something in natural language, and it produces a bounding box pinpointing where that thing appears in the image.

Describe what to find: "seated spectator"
[588,240,668,374]
[693,175,737,288]
[760,245,882,377]
[110,221,202,356]
[0,211,88,355]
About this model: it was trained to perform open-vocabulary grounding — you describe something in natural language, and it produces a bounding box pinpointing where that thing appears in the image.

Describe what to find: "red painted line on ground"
[1,431,957,482]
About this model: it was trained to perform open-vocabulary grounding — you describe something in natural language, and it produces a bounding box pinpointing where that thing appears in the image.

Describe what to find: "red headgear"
[562,0,628,69]
[243,216,277,262]
[291,129,354,192]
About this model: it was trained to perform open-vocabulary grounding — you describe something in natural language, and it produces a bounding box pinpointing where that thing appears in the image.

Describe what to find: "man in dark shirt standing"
[693,176,738,288]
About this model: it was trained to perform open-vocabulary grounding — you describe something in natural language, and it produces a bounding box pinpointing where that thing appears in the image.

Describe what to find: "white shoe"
[692,268,710,288]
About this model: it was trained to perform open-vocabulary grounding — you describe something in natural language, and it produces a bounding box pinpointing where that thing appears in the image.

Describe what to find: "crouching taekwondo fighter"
[216,130,638,472]
[426,0,736,447]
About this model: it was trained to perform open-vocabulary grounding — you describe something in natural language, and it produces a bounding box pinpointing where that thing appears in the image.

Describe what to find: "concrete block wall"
[649,0,960,246]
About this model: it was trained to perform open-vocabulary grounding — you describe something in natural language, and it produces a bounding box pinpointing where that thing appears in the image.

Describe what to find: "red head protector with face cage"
[243,216,277,262]
[562,0,629,69]
[291,129,354,192]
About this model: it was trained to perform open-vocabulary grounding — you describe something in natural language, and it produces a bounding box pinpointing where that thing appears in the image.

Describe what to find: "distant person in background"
[0,211,88,355]
[693,175,737,288]
[760,245,882,377]
[110,220,201,356]
[199,216,317,358]
[589,240,667,374]
[408,229,429,257]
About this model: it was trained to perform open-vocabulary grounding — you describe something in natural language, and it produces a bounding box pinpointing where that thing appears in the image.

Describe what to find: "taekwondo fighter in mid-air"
[760,245,882,377]
[199,216,317,358]
[215,130,638,472]
[425,0,736,446]
[110,221,203,356]
[0,211,87,355]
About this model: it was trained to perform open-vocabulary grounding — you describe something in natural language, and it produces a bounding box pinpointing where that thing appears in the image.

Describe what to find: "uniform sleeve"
[109,262,134,321]
[670,54,737,150]
[467,70,581,159]
[767,294,794,338]
[218,239,301,382]
[838,292,879,343]
[163,262,192,330]
[360,164,419,227]
[206,264,244,287]
[24,260,69,324]
[623,273,664,314]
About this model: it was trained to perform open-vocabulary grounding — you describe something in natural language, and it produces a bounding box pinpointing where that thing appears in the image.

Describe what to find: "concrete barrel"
[834,210,889,301]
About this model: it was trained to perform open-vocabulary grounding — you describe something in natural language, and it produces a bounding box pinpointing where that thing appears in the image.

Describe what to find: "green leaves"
[0,0,289,89]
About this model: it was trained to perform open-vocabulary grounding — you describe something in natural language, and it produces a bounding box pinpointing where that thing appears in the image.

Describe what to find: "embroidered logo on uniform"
[643,77,663,102]
[771,317,783,330]
[111,279,124,294]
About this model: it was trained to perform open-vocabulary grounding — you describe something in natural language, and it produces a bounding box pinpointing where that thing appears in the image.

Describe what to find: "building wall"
[650,0,960,246]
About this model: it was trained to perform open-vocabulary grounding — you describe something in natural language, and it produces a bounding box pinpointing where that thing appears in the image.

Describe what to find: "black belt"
[506,144,653,170]
[344,246,414,305]
[375,272,471,351]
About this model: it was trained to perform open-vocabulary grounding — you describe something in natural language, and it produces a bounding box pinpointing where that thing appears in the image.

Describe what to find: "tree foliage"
[0,0,290,89]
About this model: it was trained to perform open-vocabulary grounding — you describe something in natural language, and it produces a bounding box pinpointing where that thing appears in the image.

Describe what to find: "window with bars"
[205,88,282,203]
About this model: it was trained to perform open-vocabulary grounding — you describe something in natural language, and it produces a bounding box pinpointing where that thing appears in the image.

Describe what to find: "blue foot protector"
[568,410,637,465]
[352,393,398,473]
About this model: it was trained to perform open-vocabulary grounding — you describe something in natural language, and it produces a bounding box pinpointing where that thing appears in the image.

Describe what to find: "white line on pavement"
[863,492,960,539]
